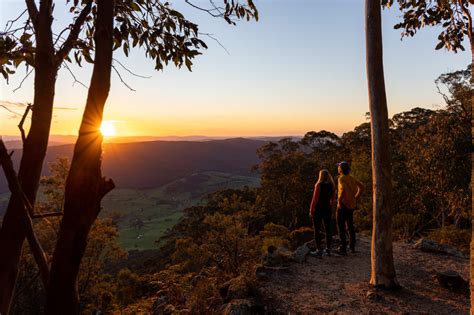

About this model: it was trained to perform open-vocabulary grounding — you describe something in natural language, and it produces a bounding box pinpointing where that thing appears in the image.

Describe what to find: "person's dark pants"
[312,209,332,250]
[337,206,355,252]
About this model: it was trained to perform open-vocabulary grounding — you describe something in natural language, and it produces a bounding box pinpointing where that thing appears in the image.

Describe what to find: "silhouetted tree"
[11,158,125,314]
[44,0,115,312]
[0,2,92,310]
[0,2,206,311]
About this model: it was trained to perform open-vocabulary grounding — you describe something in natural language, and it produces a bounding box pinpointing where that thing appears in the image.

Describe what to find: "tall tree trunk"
[463,5,473,312]
[365,0,399,288]
[45,0,115,313]
[0,2,57,312]
[469,17,473,315]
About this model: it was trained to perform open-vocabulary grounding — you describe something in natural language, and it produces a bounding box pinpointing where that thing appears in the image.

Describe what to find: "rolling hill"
[0,138,265,193]
[0,138,265,249]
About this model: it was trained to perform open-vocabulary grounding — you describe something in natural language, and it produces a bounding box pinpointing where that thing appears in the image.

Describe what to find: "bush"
[392,212,420,240]
[260,223,290,252]
[289,227,314,249]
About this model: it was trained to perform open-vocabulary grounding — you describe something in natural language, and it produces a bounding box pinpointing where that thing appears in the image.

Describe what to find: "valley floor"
[260,236,469,314]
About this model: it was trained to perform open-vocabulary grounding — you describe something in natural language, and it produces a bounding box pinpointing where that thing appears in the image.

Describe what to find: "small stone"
[292,241,311,263]
[366,290,382,302]
[434,270,469,296]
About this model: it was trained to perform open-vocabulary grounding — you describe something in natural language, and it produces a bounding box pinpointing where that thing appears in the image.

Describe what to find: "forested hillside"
[0,138,264,194]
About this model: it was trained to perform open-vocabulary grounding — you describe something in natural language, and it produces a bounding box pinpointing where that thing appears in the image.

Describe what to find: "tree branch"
[112,65,136,91]
[113,58,151,78]
[4,9,27,33]
[24,0,38,28]
[18,103,32,144]
[0,139,50,288]
[55,0,93,65]
[199,32,230,55]
[0,105,23,117]
[63,63,88,88]
[13,69,33,93]
[99,177,115,200]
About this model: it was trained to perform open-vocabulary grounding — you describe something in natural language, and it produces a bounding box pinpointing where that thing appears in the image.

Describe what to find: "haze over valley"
[0,137,265,249]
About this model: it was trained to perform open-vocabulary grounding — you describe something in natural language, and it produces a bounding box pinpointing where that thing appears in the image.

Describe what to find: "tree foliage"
[384,0,472,52]
[0,0,258,80]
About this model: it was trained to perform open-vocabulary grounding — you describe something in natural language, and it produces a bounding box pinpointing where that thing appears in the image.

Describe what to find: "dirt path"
[260,236,469,314]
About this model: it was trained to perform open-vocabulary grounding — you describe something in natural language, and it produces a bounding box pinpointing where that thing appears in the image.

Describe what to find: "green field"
[0,172,259,250]
[101,171,260,250]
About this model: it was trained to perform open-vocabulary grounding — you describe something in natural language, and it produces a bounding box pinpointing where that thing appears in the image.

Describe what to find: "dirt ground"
[259,236,469,314]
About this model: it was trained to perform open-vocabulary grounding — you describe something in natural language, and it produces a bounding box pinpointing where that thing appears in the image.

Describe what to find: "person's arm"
[330,186,337,207]
[338,189,347,208]
[309,183,320,217]
[337,177,345,208]
[355,179,365,200]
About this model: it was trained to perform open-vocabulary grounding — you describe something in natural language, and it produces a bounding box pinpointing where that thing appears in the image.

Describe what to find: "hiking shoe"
[350,248,357,254]
[334,248,347,256]
[324,248,331,256]
[310,249,323,257]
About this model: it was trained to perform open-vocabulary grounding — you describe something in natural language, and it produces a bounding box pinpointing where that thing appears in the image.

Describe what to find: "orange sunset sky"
[0,1,470,138]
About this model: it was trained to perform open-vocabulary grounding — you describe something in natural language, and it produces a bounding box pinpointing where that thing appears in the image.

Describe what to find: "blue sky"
[0,0,470,137]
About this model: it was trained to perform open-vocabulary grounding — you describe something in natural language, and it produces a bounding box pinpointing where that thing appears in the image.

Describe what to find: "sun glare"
[100,121,116,137]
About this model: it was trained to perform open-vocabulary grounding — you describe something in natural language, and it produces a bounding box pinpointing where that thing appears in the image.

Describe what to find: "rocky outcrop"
[291,242,311,263]
[413,239,464,258]
[434,270,469,296]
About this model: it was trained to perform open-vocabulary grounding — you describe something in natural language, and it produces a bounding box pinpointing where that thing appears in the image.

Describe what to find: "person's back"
[337,174,362,210]
[335,161,364,255]
[309,170,336,256]
[316,182,333,211]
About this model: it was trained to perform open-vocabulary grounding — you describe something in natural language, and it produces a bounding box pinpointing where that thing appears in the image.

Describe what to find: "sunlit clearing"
[100,121,116,137]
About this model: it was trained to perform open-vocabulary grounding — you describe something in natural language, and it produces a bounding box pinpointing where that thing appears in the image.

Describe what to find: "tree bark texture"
[365,0,399,289]
[469,18,473,315]
[45,0,115,313]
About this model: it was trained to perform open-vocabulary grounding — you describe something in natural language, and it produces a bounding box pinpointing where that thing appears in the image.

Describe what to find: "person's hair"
[317,169,335,189]
[339,163,350,175]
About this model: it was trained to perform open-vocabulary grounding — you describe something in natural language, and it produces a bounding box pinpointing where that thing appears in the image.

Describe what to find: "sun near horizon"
[100,121,116,137]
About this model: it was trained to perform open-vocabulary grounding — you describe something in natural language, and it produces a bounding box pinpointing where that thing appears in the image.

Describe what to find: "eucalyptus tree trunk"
[0,1,57,312]
[365,0,399,289]
[469,25,473,315]
[465,7,473,312]
[45,0,115,313]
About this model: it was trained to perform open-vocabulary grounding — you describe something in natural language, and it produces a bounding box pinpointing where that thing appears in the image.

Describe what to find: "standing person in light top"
[335,161,364,255]
[309,169,336,257]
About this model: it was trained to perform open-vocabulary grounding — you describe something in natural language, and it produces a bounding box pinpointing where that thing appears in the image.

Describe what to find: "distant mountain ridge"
[2,135,301,149]
[0,138,265,193]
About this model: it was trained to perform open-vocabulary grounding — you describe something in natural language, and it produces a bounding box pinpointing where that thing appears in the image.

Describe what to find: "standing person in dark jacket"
[335,161,364,255]
[309,169,336,256]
